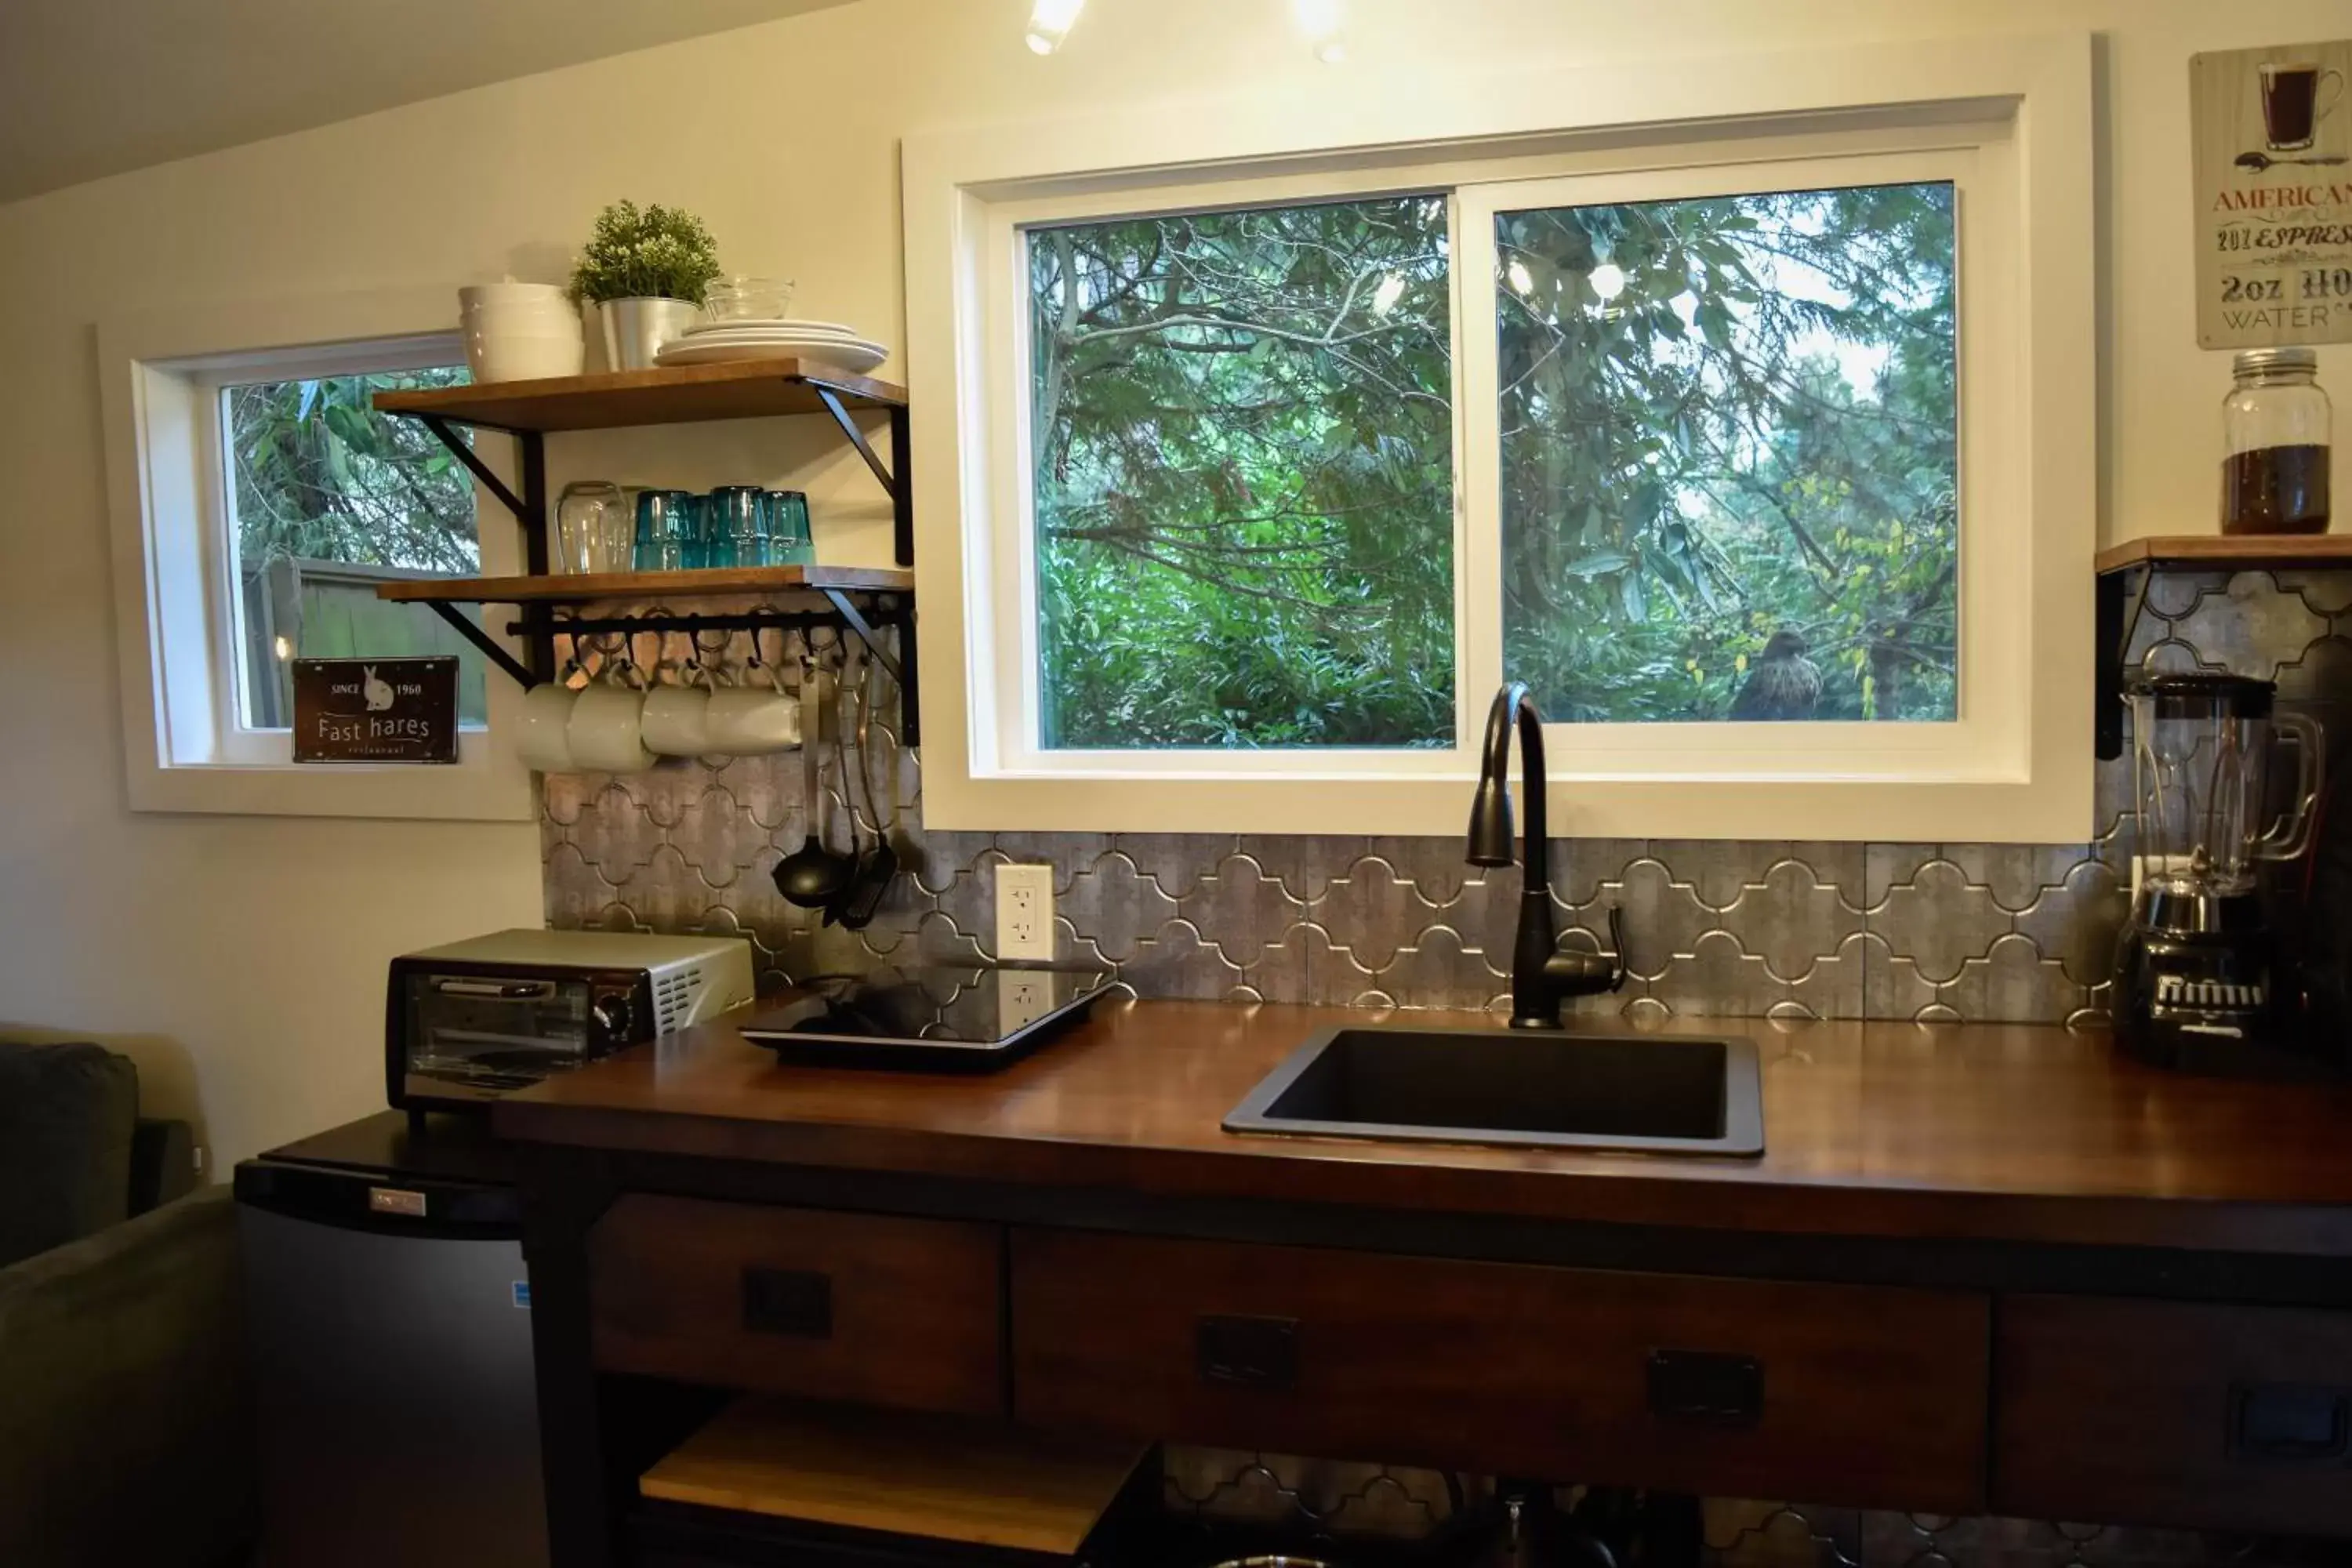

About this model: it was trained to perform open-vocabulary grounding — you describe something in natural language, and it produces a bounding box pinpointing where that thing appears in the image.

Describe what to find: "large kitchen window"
[906,36,2092,838]
[100,292,531,819]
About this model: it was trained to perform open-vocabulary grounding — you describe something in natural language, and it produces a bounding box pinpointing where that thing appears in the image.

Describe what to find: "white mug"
[704,661,802,756]
[517,679,581,773]
[641,665,716,757]
[567,662,656,774]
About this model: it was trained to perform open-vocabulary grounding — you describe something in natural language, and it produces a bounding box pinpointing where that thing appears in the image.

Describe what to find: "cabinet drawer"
[591,1197,1004,1415]
[1996,1296,2352,1536]
[1011,1231,1987,1512]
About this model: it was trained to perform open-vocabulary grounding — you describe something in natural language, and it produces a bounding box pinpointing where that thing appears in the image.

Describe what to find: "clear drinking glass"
[634,489,699,572]
[556,481,622,573]
[764,490,814,566]
[705,487,765,570]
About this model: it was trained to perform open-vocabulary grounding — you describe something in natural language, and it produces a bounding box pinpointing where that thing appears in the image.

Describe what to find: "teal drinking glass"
[706,487,765,571]
[633,489,699,572]
[763,489,814,566]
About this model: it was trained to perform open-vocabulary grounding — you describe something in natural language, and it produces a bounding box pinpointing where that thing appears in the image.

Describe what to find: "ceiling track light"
[1293,0,1346,62]
[1026,0,1086,55]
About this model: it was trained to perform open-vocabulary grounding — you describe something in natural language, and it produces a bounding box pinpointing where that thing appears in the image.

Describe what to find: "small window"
[1493,181,1958,724]
[220,367,491,731]
[1027,194,1457,749]
[100,295,531,820]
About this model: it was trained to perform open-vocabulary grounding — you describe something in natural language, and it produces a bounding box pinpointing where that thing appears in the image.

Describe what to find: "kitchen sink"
[1222,1027,1763,1156]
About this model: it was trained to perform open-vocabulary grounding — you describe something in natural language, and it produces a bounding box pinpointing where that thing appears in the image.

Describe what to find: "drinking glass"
[555,481,622,573]
[634,489,699,572]
[705,487,766,570]
[764,490,814,567]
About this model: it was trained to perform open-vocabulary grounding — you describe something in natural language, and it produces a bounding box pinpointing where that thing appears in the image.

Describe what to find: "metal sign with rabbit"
[292,656,460,764]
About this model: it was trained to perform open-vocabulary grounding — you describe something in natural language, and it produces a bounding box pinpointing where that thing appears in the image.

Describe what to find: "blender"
[2113,673,2323,1073]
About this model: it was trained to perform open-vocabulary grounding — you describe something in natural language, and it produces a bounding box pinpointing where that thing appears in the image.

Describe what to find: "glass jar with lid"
[2221,347,2332,535]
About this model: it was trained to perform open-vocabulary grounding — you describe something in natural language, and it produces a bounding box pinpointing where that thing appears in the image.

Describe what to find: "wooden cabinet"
[588,1196,1004,1416]
[1010,1229,1991,1513]
[1995,1296,2352,1537]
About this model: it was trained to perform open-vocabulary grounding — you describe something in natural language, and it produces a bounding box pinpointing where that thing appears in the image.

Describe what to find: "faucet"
[1466,682,1626,1029]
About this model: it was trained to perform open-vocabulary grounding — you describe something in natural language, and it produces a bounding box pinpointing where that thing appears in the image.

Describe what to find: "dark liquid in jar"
[2222,444,2332,535]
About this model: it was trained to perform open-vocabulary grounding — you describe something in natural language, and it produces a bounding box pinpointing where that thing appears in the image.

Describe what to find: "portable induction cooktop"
[739,965,1114,1070]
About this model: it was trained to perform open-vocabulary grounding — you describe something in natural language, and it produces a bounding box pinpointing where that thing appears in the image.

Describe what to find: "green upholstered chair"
[0,1040,254,1568]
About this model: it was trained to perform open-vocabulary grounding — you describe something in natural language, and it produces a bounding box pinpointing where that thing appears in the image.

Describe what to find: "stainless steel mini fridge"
[234,1112,547,1567]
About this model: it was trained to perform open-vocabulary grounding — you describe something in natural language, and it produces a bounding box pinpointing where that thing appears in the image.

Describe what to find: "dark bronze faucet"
[1465,682,1626,1029]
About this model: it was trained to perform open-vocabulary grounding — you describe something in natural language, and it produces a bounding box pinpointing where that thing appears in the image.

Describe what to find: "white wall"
[0,0,2341,1164]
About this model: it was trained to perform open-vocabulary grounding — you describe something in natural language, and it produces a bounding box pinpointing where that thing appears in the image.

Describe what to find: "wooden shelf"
[376,565,912,605]
[637,1399,1145,1556]
[2096,535,2352,575]
[372,360,906,433]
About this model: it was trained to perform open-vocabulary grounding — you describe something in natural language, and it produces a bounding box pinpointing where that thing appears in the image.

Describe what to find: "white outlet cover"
[995,863,1056,960]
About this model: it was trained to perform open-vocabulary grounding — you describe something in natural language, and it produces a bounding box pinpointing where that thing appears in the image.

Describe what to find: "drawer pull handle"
[1197,1314,1298,1392]
[741,1267,833,1338]
[1648,1349,1762,1425]
[2233,1383,2350,1462]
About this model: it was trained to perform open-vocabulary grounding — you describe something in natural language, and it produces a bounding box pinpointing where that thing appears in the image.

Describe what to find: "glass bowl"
[701,275,797,325]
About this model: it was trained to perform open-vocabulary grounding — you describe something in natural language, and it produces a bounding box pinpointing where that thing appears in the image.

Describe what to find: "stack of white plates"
[655,318,890,375]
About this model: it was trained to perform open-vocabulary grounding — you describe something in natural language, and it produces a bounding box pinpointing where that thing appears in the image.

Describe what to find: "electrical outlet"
[995,863,1056,960]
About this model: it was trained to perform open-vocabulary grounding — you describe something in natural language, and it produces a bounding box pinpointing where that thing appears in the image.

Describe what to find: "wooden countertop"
[494,1000,2352,1258]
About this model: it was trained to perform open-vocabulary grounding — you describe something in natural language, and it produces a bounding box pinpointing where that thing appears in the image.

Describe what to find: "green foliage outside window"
[1025,180,1960,747]
[1030,196,1457,749]
[226,367,488,727]
[1497,182,1958,724]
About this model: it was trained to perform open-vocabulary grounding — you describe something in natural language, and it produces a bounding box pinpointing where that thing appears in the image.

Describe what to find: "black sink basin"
[1222,1027,1763,1156]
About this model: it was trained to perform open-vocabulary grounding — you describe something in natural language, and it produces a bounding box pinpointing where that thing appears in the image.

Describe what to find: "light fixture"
[1507,259,1536,297]
[1588,263,1628,302]
[1025,0,1085,55]
[272,634,293,661]
[1370,273,1406,316]
[1293,0,1345,62]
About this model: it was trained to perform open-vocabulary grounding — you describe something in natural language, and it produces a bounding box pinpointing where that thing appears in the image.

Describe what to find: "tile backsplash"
[544,568,2352,1028]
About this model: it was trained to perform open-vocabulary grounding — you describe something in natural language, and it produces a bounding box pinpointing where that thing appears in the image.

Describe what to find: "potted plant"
[569,200,724,371]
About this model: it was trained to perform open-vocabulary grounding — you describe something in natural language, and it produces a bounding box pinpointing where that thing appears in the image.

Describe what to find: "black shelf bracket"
[425,600,540,691]
[810,385,914,569]
[2095,565,2152,761]
[418,415,532,524]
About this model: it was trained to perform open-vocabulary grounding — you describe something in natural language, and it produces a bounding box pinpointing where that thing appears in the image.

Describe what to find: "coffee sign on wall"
[292,656,459,764]
[2193,40,2352,349]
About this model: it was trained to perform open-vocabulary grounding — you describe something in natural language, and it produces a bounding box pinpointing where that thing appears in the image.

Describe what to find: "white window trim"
[100,289,532,820]
[903,33,2095,843]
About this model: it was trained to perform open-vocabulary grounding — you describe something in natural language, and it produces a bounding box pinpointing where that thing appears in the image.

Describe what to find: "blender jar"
[2129,673,2321,906]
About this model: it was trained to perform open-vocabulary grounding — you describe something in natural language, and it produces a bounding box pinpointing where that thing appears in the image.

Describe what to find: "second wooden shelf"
[376,565,913,605]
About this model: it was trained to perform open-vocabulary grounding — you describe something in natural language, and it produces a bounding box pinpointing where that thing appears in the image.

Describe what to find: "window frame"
[905,33,2094,842]
[100,289,532,820]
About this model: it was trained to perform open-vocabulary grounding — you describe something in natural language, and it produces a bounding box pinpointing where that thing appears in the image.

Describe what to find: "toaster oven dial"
[590,992,635,1043]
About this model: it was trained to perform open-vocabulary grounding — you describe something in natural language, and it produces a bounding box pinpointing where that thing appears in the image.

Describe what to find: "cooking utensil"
[836,648,902,931]
[773,659,855,911]
[822,641,869,927]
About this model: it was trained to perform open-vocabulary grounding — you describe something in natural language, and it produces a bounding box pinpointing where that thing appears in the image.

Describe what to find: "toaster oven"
[387,930,755,1111]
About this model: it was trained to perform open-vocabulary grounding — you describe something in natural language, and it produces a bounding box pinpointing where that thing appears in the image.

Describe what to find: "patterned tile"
[539,565,2351,1029]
